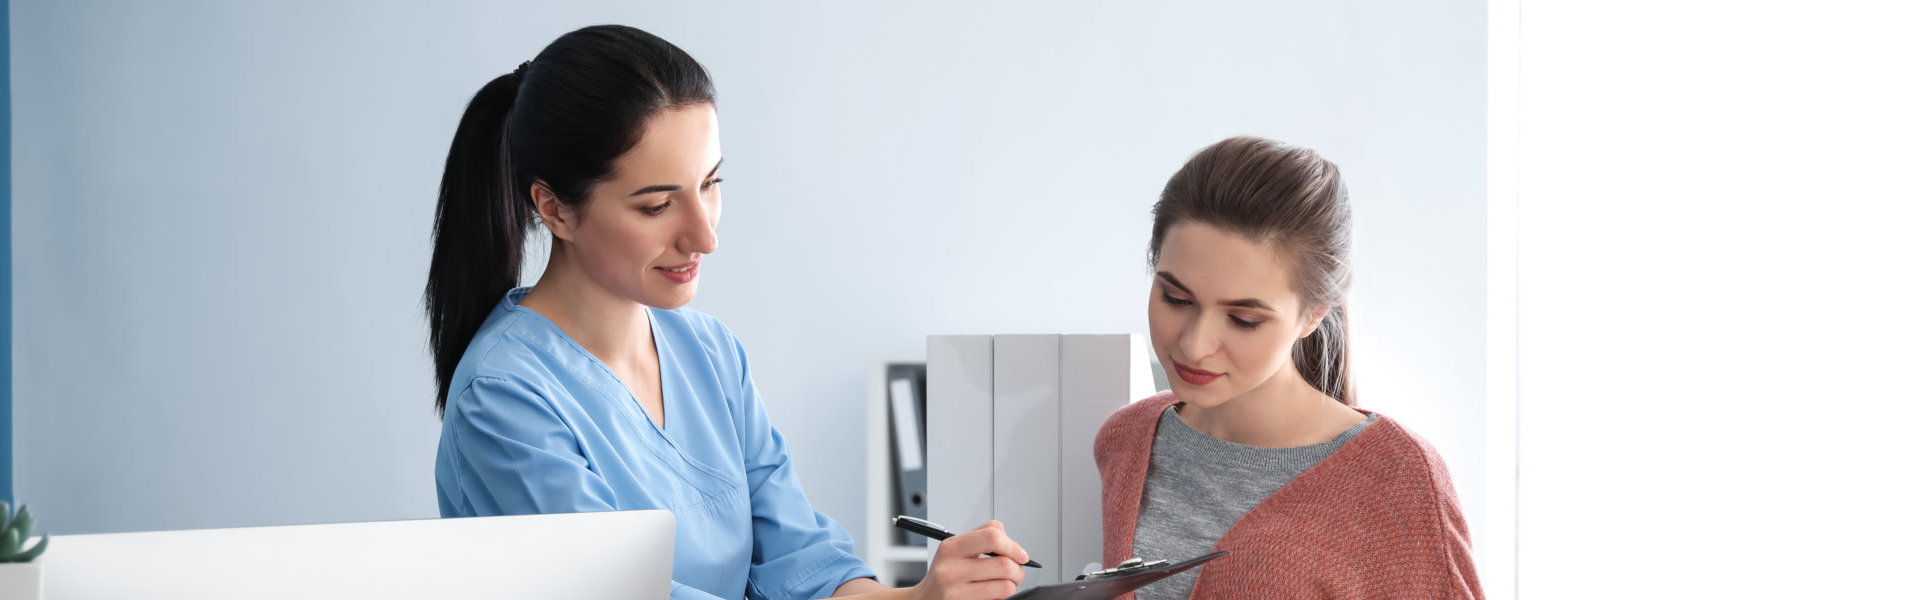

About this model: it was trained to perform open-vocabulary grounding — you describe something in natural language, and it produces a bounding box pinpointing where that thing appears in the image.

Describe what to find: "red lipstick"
[1172,361,1222,386]
[655,260,699,284]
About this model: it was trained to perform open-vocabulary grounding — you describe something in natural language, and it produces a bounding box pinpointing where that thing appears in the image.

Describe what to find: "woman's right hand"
[908,520,1029,600]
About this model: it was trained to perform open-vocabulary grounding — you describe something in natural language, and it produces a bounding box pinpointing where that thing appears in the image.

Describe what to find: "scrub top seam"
[464,374,593,458]
[636,308,742,492]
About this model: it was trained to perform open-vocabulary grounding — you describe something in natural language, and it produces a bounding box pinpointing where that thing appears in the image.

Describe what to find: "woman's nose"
[1177,314,1220,362]
[679,200,719,255]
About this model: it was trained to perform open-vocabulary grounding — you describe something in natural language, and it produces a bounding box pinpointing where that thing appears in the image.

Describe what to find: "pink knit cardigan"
[1094,392,1482,599]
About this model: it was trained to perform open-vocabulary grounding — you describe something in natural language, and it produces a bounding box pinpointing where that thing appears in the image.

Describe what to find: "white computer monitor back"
[38,509,674,600]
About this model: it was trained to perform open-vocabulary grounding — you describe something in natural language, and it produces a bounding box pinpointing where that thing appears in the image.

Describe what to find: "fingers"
[942,554,1025,587]
[928,557,1024,587]
[939,521,1031,566]
[923,555,1025,600]
[919,521,1033,600]
[999,556,1028,587]
[955,579,1018,600]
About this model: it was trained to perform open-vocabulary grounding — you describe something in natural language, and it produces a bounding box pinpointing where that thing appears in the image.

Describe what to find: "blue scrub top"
[436,288,875,600]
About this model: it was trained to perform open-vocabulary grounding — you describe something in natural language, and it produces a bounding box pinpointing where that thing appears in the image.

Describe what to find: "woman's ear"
[1298,304,1333,339]
[531,181,576,242]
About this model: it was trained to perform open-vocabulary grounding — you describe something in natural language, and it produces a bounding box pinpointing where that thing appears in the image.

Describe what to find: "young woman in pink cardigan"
[1094,137,1482,599]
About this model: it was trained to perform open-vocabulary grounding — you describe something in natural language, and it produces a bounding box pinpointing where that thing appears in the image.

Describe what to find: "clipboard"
[1005,551,1230,600]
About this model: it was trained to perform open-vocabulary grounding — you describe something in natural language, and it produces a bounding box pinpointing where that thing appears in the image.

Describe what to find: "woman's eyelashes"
[1161,291,1265,330]
[639,178,722,216]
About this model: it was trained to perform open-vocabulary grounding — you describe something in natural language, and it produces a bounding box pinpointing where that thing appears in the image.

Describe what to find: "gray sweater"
[1131,405,1377,600]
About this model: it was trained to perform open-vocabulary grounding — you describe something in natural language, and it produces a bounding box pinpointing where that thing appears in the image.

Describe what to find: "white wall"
[12,0,1488,572]
[1511,0,1920,596]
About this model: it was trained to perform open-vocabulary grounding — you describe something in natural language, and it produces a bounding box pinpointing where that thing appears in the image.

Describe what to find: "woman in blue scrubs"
[425,26,1028,600]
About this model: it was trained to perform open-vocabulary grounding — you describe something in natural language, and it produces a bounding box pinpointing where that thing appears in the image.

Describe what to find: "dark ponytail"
[426,26,715,414]
[1148,137,1357,405]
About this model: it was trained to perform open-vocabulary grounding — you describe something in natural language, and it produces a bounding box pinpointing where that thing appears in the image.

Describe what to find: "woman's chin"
[636,286,698,310]
[1171,383,1233,408]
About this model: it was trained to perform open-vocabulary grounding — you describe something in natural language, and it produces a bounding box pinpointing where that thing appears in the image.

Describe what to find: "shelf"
[865,354,928,587]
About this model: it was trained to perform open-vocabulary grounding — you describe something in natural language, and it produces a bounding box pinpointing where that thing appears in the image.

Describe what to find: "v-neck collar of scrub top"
[498,288,737,499]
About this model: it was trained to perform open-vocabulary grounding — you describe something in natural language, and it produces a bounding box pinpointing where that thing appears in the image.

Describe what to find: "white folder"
[927,335,995,552]
[993,334,1063,588]
[1060,334,1156,581]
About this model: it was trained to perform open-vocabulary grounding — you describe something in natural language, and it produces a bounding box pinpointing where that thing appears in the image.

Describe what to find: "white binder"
[993,334,1063,589]
[1059,334,1156,582]
[927,335,995,550]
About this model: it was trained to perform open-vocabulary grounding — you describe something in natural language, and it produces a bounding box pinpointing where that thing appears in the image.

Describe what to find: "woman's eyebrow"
[1156,272,1194,295]
[629,184,680,196]
[1157,272,1274,310]
[1221,298,1274,310]
[628,157,724,197]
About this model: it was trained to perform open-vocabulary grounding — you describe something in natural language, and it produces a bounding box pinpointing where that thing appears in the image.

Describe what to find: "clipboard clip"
[1075,557,1170,581]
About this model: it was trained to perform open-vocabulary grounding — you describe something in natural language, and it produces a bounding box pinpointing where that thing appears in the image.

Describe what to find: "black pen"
[892,515,1043,568]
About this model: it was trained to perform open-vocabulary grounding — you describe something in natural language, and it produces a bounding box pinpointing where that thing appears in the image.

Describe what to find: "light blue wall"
[10,0,1486,560]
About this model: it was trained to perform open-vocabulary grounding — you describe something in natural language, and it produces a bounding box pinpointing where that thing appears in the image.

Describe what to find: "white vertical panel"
[1516,1,1920,596]
[991,334,1062,587]
[1483,0,1520,596]
[1059,334,1153,576]
[926,336,995,548]
[1127,336,1157,404]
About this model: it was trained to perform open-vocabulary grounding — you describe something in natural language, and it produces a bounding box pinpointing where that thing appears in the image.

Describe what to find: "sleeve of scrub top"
[442,375,620,516]
[725,334,879,600]
[670,582,729,600]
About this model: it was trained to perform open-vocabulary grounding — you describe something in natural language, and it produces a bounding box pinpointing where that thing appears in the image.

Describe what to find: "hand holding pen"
[894,516,1043,568]
[895,517,1036,600]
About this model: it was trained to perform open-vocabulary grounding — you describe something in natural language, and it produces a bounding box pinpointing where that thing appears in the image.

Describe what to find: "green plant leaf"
[15,536,47,562]
[0,500,11,530]
[1,527,18,560]
[9,506,32,541]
